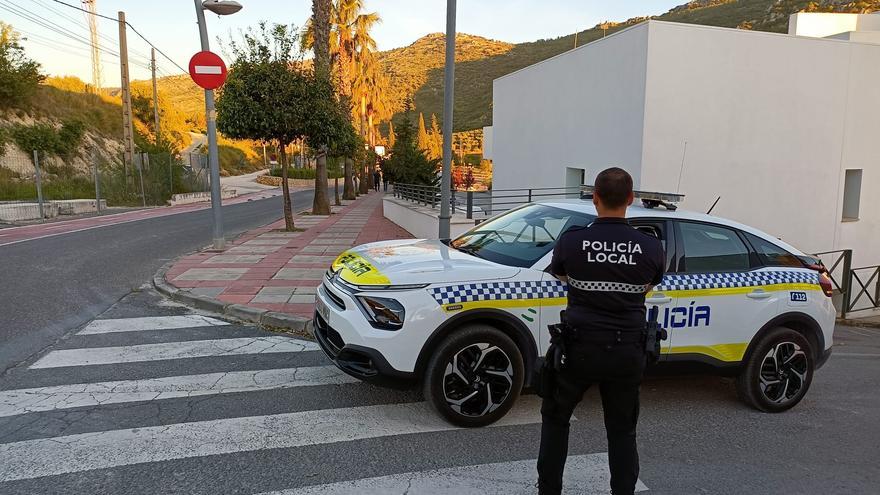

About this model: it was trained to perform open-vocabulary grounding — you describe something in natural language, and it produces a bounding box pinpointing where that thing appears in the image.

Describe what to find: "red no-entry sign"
[188,51,227,90]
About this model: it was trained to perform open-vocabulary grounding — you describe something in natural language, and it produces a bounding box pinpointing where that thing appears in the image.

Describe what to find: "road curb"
[152,261,315,338]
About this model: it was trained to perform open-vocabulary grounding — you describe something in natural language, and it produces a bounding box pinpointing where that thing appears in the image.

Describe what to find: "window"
[679,222,750,273]
[632,220,673,272]
[842,169,862,221]
[745,233,802,268]
[451,204,595,268]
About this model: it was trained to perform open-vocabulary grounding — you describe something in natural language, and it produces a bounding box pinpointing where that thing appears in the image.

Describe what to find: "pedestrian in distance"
[383,172,390,192]
[536,167,665,495]
[373,169,381,192]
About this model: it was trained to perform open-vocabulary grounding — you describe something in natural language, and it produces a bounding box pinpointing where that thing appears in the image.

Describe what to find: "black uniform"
[537,217,664,495]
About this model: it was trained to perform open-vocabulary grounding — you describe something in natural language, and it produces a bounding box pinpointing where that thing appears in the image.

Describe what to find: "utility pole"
[118,11,136,173]
[83,0,102,92]
[150,48,161,147]
[194,0,225,250]
[438,0,456,239]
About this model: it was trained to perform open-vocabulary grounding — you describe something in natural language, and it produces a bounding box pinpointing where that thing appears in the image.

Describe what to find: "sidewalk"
[163,192,412,320]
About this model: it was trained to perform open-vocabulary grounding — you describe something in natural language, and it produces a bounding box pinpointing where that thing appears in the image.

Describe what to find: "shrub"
[0,23,45,108]
[10,120,85,160]
[268,167,342,179]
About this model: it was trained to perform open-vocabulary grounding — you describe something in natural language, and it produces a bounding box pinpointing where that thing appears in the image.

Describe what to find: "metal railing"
[392,183,585,220]
[813,249,880,316]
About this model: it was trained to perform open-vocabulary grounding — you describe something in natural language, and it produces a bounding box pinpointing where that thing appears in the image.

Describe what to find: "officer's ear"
[625,191,634,207]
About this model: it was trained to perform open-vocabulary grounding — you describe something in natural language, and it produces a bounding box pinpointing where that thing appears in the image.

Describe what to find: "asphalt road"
[0,290,877,494]
[0,188,320,375]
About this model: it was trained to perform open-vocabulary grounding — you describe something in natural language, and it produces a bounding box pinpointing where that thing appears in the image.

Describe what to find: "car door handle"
[747,289,772,299]
[646,294,672,304]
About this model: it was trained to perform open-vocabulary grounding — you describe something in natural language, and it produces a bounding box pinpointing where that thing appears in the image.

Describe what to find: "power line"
[0,1,121,58]
[48,0,188,74]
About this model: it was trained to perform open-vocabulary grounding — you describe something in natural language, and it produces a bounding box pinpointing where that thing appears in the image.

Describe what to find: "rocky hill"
[378,0,880,132]
[140,0,880,135]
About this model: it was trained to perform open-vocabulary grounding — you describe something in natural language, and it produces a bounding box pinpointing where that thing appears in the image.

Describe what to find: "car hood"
[331,239,520,286]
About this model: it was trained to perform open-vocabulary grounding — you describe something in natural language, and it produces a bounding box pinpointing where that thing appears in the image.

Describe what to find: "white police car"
[314,191,836,427]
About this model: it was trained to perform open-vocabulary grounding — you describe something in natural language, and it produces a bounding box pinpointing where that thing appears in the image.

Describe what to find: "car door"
[667,221,779,365]
[631,219,676,358]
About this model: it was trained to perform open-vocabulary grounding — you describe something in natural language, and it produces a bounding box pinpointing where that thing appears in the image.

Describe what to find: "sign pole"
[193,0,225,250]
[439,0,456,239]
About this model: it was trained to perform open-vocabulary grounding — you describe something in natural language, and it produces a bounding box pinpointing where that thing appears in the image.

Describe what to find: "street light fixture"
[193,0,242,250]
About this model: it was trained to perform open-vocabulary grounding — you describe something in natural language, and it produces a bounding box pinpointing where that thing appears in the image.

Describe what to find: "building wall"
[491,23,650,191]
[789,12,880,38]
[640,22,879,266]
[482,126,494,160]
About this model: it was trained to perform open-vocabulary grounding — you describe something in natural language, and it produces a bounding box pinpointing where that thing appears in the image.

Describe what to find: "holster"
[535,312,570,398]
[645,305,668,364]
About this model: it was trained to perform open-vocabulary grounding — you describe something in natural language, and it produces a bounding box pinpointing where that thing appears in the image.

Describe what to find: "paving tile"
[273,268,327,280]
[204,254,266,264]
[187,287,225,297]
[257,286,298,295]
[243,238,292,245]
[301,245,335,254]
[293,286,319,295]
[309,239,355,246]
[227,245,282,254]
[258,232,302,238]
[288,294,317,304]
[289,255,337,264]
[174,268,249,281]
[251,294,291,303]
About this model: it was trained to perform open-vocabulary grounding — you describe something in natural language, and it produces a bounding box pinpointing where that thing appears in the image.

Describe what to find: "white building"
[491,13,880,268]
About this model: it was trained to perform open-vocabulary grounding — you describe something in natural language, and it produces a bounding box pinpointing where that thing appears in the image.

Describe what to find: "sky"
[3,0,684,86]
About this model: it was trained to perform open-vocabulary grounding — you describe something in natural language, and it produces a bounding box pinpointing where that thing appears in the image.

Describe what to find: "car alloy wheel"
[758,341,808,405]
[442,343,514,417]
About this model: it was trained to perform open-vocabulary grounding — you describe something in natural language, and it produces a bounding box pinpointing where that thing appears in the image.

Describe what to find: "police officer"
[537,167,665,495]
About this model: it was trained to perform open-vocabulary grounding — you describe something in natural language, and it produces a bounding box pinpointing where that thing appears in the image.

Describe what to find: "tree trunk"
[359,161,369,194]
[279,142,295,231]
[313,149,331,215]
[311,0,332,82]
[334,176,341,206]
[343,157,355,200]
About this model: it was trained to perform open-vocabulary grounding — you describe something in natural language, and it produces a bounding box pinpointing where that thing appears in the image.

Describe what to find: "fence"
[0,150,210,225]
[809,249,880,317]
[391,183,584,220]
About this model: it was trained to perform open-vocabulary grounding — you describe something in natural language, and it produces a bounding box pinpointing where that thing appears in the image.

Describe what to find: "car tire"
[736,326,814,413]
[423,324,524,427]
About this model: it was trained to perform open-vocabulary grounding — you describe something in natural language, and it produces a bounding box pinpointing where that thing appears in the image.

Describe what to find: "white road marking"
[259,453,647,494]
[834,352,880,357]
[28,336,318,369]
[0,366,355,418]
[194,65,222,74]
[0,397,545,482]
[77,315,230,335]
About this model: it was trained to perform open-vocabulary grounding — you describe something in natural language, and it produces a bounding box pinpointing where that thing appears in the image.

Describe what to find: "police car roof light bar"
[580,186,684,211]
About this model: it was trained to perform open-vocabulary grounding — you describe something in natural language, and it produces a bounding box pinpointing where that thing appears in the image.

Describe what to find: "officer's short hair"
[594,167,633,208]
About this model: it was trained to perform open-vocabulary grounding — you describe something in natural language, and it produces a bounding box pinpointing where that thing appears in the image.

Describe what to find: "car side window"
[744,233,803,268]
[631,220,674,272]
[678,222,750,273]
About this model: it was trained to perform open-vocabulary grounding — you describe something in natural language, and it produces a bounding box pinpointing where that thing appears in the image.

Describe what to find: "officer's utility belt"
[567,329,645,345]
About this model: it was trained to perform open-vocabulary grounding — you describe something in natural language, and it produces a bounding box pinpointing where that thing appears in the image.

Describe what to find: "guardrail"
[848,265,880,314]
[814,249,852,314]
[391,183,584,220]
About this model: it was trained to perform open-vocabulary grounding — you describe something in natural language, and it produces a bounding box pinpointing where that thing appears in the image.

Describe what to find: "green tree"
[0,23,45,108]
[384,111,439,186]
[417,112,429,153]
[429,113,443,160]
[217,23,310,231]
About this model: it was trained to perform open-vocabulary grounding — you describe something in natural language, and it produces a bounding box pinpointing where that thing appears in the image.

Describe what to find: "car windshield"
[451,204,595,268]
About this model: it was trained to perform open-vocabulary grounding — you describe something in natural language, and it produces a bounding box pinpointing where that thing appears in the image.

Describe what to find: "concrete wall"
[383,197,474,240]
[492,22,650,191]
[482,126,494,160]
[641,21,880,266]
[789,12,880,38]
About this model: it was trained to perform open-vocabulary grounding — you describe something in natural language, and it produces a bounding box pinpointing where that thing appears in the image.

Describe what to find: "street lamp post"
[193,0,242,250]
[438,0,456,239]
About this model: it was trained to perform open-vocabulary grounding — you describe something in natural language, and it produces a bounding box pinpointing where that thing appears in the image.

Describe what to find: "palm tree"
[310,0,333,215]
[304,1,382,199]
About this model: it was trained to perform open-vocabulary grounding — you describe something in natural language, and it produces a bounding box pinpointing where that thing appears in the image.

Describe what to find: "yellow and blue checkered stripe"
[427,270,820,309]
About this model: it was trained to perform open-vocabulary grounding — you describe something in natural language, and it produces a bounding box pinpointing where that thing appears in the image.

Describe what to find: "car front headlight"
[357,296,405,330]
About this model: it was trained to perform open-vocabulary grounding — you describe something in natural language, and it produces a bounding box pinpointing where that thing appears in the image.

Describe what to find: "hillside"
[378,0,880,132]
[129,0,880,136]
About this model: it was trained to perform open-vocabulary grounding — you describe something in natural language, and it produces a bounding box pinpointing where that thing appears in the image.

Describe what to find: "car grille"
[314,313,345,355]
[322,283,346,310]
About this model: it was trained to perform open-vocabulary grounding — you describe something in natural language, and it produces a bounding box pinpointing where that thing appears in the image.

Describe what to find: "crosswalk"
[0,308,648,493]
